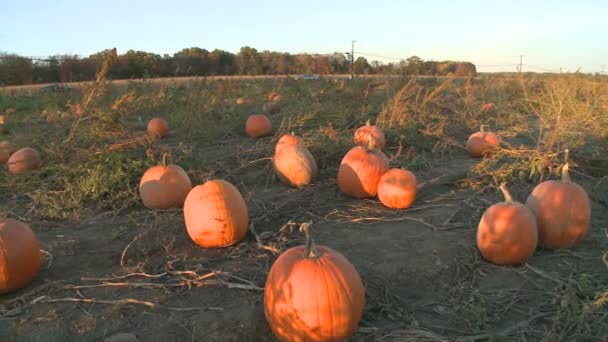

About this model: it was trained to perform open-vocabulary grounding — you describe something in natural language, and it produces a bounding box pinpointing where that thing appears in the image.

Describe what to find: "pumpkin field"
[1,73,607,341]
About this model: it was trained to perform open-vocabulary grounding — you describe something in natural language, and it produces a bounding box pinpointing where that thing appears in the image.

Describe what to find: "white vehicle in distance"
[294,74,320,80]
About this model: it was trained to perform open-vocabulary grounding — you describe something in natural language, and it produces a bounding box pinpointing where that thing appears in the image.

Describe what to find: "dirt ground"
[1,134,606,342]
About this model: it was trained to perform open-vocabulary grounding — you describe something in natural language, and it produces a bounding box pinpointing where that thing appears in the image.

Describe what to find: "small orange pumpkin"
[236,97,246,105]
[0,141,18,155]
[273,145,318,188]
[466,125,499,158]
[477,183,538,265]
[338,137,389,198]
[275,132,302,155]
[0,115,6,125]
[183,179,249,248]
[481,103,495,112]
[139,154,192,209]
[263,102,281,114]
[246,114,272,138]
[147,118,169,138]
[264,223,365,342]
[525,161,591,249]
[7,147,41,174]
[377,168,417,209]
[267,92,281,102]
[0,218,41,294]
[354,120,386,149]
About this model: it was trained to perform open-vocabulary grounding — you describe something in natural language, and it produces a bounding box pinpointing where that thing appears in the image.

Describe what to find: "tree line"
[0,46,476,86]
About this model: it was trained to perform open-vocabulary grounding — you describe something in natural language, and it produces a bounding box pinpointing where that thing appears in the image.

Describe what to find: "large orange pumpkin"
[275,133,302,155]
[338,138,389,199]
[525,163,591,249]
[353,120,385,149]
[477,183,538,265]
[7,147,41,174]
[377,168,417,209]
[273,145,318,188]
[0,218,41,294]
[183,179,249,248]
[466,125,499,158]
[147,118,169,138]
[139,154,192,209]
[264,223,365,342]
[246,114,272,138]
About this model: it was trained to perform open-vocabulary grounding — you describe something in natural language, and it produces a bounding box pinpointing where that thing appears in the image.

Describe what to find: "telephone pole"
[350,40,357,79]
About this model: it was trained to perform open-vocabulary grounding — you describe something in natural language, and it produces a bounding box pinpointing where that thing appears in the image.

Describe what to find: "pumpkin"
[183,179,249,248]
[0,150,9,164]
[338,137,389,198]
[267,92,281,102]
[377,168,417,209]
[466,125,499,158]
[353,120,386,149]
[525,162,591,249]
[275,132,302,155]
[481,103,495,112]
[476,183,538,265]
[139,154,192,209]
[273,145,318,188]
[263,102,281,114]
[7,147,41,174]
[0,218,41,294]
[236,97,246,105]
[0,141,18,155]
[246,114,272,138]
[264,223,365,342]
[147,118,169,138]
[0,115,6,125]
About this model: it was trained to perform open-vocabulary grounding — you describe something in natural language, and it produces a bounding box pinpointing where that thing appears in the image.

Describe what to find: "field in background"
[0,75,607,341]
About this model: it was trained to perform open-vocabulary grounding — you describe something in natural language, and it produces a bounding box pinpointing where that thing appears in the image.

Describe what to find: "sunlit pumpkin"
[236,97,246,105]
[525,162,591,249]
[267,92,282,102]
[353,120,386,149]
[477,183,538,265]
[275,133,302,155]
[263,102,281,114]
[0,218,41,294]
[274,145,318,188]
[147,118,169,138]
[139,154,192,209]
[246,114,272,138]
[466,125,499,158]
[338,137,389,198]
[377,168,417,209]
[0,115,6,125]
[7,147,41,174]
[481,103,495,112]
[183,179,249,248]
[264,222,365,342]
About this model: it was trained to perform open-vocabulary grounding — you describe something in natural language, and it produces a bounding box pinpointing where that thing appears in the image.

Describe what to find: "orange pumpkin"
[377,168,417,209]
[139,154,192,209]
[0,115,6,125]
[0,141,18,155]
[273,145,318,188]
[354,120,386,149]
[481,103,495,112]
[183,179,249,248]
[236,97,246,105]
[263,102,281,114]
[246,114,272,138]
[525,162,591,249]
[275,133,302,155]
[7,147,41,174]
[477,183,538,265]
[147,118,169,138]
[267,92,281,102]
[264,223,365,342]
[0,218,41,294]
[338,138,389,199]
[466,125,499,158]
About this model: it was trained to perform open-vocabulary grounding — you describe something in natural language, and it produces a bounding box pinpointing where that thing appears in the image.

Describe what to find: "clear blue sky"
[1,0,606,73]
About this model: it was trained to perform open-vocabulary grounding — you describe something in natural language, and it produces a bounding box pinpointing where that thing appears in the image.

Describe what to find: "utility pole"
[350,40,357,79]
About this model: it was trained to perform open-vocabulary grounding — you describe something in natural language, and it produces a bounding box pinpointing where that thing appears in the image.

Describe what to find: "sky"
[1,0,607,73]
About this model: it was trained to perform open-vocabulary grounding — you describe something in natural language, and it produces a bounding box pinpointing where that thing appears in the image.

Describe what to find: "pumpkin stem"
[161,152,169,167]
[366,132,377,151]
[499,182,514,204]
[301,221,320,258]
[365,119,371,127]
[561,163,571,184]
[564,148,569,164]
[480,124,487,133]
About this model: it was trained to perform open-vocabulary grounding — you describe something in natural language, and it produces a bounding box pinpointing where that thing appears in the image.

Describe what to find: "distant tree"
[406,56,423,75]
[236,46,262,75]
[353,56,370,74]
[0,54,33,85]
